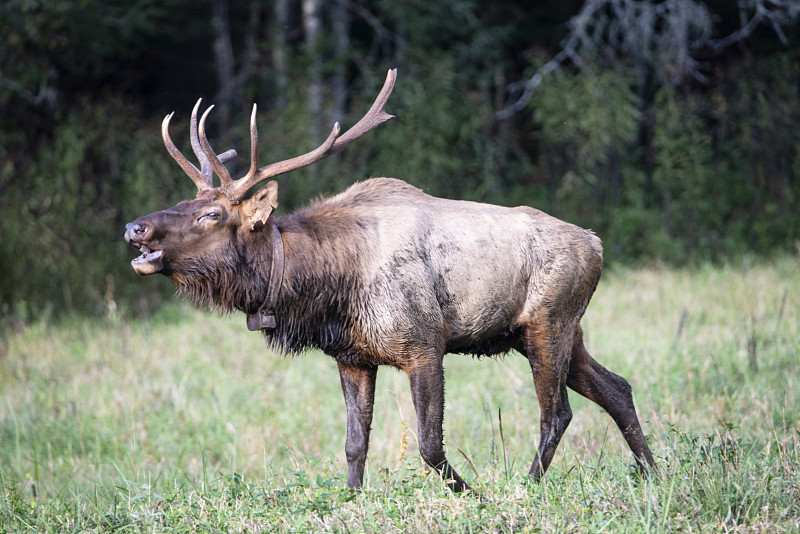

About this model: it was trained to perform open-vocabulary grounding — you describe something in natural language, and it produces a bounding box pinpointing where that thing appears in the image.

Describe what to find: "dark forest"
[1,0,798,318]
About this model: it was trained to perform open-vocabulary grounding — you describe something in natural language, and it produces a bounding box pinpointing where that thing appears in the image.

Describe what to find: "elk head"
[125,69,397,298]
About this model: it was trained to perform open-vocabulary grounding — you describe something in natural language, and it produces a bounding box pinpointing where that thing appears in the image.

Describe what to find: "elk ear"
[241,180,279,231]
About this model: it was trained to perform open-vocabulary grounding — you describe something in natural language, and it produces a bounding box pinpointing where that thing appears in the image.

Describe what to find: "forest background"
[1,0,799,320]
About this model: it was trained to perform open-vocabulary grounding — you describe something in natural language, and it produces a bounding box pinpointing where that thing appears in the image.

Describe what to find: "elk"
[124,69,655,492]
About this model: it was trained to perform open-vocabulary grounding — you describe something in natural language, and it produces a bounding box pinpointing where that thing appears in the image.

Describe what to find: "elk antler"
[162,98,237,192]
[197,68,397,202]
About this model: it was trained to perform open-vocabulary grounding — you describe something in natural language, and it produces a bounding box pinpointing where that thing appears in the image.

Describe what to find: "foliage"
[1,258,798,531]
[0,99,192,320]
[0,0,798,317]
[530,66,640,222]
[525,50,800,263]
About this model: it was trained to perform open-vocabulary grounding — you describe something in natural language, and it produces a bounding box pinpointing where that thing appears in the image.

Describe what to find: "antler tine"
[161,99,239,194]
[330,68,397,154]
[224,68,398,201]
[189,99,213,180]
[190,101,239,164]
[162,111,212,192]
[197,104,235,191]
[228,122,341,201]
[235,104,260,186]
[193,99,238,165]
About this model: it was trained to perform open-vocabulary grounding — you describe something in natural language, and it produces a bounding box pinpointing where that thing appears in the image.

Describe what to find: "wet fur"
[127,177,655,492]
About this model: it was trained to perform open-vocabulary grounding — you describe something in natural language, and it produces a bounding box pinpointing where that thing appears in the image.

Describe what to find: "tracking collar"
[246,222,284,333]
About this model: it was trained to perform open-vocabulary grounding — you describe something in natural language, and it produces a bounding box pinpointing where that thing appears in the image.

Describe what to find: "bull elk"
[124,69,655,492]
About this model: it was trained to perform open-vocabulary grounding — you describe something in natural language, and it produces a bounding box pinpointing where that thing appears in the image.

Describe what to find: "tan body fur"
[125,72,654,492]
[127,177,654,492]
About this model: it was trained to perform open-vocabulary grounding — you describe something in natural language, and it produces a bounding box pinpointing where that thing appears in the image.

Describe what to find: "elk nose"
[125,221,152,243]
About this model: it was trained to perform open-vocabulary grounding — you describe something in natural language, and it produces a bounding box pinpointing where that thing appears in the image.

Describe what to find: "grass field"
[1,256,798,532]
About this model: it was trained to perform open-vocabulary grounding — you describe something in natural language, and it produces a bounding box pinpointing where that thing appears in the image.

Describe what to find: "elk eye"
[198,210,220,223]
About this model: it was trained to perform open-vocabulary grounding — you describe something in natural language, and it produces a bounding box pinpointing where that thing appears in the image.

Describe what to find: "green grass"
[1,257,799,532]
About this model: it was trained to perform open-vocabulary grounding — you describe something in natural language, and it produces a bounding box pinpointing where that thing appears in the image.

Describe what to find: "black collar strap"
[246,223,285,332]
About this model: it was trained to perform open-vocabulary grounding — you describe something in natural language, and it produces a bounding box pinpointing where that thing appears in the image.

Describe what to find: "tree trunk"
[302,0,323,183]
[271,0,290,111]
[331,0,350,124]
[212,0,235,132]
[303,0,323,134]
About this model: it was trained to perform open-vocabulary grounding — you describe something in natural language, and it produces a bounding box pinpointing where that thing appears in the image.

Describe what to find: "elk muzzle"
[125,221,164,275]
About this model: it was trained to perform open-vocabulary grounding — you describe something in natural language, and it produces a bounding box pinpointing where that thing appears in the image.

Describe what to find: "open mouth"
[131,244,164,275]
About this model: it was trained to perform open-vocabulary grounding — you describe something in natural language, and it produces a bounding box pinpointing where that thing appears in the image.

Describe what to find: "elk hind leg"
[523,323,574,481]
[566,329,656,475]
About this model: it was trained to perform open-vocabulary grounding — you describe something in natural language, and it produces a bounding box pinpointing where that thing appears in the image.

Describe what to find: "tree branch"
[498,0,799,119]
[0,68,57,107]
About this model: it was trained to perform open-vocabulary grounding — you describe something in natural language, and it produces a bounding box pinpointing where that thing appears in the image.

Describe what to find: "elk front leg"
[337,362,378,489]
[407,356,471,493]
